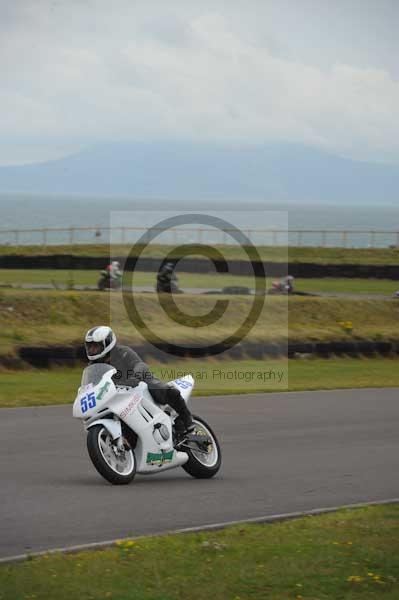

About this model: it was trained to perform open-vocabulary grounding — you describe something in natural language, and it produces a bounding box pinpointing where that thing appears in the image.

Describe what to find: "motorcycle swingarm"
[178,434,211,453]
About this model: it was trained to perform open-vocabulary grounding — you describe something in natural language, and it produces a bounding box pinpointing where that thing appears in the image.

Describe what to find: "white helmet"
[85,326,116,361]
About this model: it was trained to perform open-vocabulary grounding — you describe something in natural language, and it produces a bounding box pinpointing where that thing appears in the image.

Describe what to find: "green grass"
[3,288,399,357]
[0,268,265,289]
[2,242,399,264]
[2,357,399,408]
[0,269,99,287]
[296,278,398,295]
[1,505,398,599]
[1,269,398,295]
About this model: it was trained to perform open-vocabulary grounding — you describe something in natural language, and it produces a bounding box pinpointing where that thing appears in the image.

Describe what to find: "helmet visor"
[85,341,104,357]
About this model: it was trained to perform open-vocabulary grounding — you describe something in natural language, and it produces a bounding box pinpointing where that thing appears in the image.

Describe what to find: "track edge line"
[1,497,399,565]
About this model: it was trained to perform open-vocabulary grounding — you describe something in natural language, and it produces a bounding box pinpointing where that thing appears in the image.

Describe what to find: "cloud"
[0,1,398,164]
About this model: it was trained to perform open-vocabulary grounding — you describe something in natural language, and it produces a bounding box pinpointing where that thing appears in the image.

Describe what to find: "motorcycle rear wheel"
[181,415,221,478]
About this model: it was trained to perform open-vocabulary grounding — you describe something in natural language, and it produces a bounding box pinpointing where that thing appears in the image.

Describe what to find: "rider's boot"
[157,386,195,437]
[174,405,195,435]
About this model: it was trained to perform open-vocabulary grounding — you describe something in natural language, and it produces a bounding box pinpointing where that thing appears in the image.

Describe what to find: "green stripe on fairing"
[146,450,174,464]
[97,381,111,401]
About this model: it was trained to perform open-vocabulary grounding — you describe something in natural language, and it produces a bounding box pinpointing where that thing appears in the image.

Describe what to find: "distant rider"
[283,275,294,293]
[84,326,195,434]
[99,260,122,290]
[156,261,181,293]
[106,260,122,280]
[270,274,295,294]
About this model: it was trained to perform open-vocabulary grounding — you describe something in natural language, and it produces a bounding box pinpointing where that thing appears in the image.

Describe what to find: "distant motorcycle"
[97,270,121,291]
[267,279,294,295]
[156,280,183,294]
[72,364,221,485]
[267,277,317,297]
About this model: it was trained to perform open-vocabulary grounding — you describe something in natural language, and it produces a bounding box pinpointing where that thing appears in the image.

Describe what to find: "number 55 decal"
[80,392,96,413]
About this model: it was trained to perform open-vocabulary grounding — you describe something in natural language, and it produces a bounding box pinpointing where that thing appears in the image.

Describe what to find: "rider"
[106,260,122,280]
[283,275,294,293]
[156,261,180,293]
[84,326,195,434]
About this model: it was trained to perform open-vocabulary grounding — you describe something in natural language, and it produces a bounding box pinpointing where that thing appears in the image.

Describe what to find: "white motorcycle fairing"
[88,418,122,440]
[73,367,195,474]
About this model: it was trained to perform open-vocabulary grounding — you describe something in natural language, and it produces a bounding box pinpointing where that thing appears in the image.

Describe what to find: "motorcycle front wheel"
[181,415,221,479]
[87,425,136,485]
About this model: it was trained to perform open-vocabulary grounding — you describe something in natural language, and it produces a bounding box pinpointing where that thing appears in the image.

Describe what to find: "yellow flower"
[347,575,363,583]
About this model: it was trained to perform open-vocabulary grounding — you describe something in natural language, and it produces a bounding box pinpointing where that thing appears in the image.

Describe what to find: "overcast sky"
[1,0,398,165]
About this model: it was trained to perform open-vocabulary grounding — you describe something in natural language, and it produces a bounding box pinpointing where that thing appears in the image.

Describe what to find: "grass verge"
[0,269,267,289]
[1,357,399,408]
[2,243,399,264]
[1,505,398,600]
[1,289,399,357]
[1,269,398,295]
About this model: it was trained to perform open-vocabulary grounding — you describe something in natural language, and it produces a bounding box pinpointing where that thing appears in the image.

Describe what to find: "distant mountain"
[0,141,398,202]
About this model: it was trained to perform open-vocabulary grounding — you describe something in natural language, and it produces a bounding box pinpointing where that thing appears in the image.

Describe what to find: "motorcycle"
[98,270,122,291]
[156,263,183,294]
[156,280,183,294]
[267,280,293,295]
[72,363,221,485]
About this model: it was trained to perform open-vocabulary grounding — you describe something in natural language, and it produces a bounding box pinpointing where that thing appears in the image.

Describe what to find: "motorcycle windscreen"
[81,363,116,386]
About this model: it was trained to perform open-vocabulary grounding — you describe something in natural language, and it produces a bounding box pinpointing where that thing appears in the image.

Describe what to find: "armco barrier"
[9,339,399,368]
[19,345,78,368]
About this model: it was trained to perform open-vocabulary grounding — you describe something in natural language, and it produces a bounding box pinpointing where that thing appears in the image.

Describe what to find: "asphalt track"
[1,388,399,559]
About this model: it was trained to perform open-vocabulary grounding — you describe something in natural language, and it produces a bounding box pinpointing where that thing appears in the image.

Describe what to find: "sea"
[1,193,399,248]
